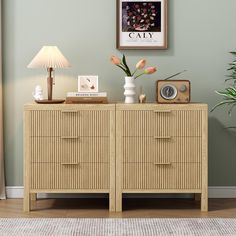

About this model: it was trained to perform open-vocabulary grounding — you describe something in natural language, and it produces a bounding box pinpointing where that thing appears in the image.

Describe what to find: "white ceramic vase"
[124,76,136,104]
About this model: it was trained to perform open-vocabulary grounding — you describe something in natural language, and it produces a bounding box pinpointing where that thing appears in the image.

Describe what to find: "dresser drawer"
[123,163,201,190]
[121,110,202,137]
[30,110,110,137]
[122,137,202,163]
[31,163,109,190]
[30,110,62,137]
[61,110,110,137]
[30,137,109,163]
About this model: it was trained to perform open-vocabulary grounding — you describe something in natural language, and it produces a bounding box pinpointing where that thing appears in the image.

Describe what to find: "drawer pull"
[154,136,172,139]
[61,110,78,113]
[61,163,80,166]
[154,162,172,165]
[154,110,171,113]
[61,136,79,139]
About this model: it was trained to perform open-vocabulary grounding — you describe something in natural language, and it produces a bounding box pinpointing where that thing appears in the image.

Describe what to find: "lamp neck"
[47,67,54,101]
[47,67,54,78]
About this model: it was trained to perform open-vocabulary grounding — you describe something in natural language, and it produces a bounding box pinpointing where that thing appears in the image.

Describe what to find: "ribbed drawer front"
[31,137,109,163]
[123,163,201,190]
[62,110,110,137]
[31,163,109,190]
[122,110,202,137]
[30,110,110,137]
[30,110,62,137]
[122,137,202,163]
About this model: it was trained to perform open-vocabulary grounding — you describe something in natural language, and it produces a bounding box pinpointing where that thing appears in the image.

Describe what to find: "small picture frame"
[78,76,99,92]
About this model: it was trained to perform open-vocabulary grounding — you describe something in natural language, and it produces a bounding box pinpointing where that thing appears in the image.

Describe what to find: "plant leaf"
[116,64,129,75]
[211,101,236,112]
[122,55,131,76]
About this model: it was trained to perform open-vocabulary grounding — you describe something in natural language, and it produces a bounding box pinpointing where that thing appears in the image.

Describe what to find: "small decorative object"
[117,0,168,49]
[32,85,43,101]
[139,86,146,103]
[111,54,157,103]
[211,51,236,117]
[139,94,147,103]
[28,46,71,104]
[156,80,191,104]
[78,76,98,92]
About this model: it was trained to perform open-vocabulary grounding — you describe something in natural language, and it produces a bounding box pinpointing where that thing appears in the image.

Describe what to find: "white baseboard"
[6,186,24,199]
[5,186,236,199]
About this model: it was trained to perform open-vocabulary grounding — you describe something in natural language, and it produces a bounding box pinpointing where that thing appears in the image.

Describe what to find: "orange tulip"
[136,59,146,69]
[111,55,121,65]
[144,67,157,74]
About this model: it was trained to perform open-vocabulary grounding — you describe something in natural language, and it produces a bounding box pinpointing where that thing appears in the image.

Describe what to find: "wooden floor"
[0,198,236,218]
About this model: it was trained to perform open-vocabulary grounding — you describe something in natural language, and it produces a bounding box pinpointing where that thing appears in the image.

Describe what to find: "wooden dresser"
[24,104,116,212]
[24,103,208,212]
[116,104,208,212]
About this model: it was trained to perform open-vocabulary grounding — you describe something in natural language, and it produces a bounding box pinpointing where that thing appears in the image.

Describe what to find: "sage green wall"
[2,0,236,186]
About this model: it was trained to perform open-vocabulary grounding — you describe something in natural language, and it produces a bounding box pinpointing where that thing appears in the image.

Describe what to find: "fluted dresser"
[24,103,116,212]
[24,103,208,212]
[116,104,208,212]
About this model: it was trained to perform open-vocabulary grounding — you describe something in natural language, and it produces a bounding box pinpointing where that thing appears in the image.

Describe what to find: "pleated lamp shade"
[28,46,71,69]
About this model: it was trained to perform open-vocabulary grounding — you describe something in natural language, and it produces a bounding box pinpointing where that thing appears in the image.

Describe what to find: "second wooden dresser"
[24,104,116,212]
[115,104,208,212]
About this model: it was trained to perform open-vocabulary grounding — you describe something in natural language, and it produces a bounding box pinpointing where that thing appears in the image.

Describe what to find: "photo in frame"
[78,76,99,92]
[116,0,168,49]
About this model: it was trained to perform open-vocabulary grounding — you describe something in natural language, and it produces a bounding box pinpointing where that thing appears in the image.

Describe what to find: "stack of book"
[66,92,108,104]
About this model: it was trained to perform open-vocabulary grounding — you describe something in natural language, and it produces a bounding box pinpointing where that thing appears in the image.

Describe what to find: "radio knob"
[179,85,187,92]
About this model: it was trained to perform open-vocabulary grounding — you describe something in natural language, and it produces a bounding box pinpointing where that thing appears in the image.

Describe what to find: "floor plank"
[0,198,235,218]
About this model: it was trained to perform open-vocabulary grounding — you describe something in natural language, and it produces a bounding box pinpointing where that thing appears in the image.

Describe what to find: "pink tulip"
[136,59,146,69]
[111,56,121,65]
[144,67,157,74]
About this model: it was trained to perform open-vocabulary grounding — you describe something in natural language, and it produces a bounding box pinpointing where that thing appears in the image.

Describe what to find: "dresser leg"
[116,192,122,212]
[201,192,208,212]
[109,192,116,212]
[23,193,31,212]
[31,193,37,201]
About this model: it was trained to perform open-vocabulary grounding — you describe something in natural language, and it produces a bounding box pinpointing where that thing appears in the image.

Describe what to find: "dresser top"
[24,102,208,111]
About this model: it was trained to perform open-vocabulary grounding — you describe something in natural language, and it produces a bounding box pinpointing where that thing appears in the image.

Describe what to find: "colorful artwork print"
[117,0,167,49]
[122,2,161,32]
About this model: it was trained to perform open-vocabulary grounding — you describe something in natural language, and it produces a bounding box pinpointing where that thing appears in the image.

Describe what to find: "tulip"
[136,59,146,70]
[111,56,121,65]
[144,67,157,74]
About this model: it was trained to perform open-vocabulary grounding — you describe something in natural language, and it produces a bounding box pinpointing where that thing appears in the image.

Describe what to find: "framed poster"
[116,0,168,49]
[78,76,99,92]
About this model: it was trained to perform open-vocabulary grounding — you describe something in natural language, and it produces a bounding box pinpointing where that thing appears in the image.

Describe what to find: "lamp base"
[35,99,65,104]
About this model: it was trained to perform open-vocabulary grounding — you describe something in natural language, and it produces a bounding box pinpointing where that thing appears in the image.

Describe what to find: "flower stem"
[132,68,138,77]
[134,73,145,80]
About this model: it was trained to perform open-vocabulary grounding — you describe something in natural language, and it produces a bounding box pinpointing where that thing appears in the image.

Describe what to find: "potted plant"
[111,54,157,103]
[212,51,236,118]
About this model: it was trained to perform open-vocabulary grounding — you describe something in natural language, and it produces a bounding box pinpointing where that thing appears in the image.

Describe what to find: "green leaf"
[230,51,236,55]
[225,78,236,82]
[211,100,236,112]
[122,55,132,76]
[116,64,129,76]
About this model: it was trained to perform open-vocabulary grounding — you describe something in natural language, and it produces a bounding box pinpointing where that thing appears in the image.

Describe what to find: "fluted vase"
[124,76,136,104]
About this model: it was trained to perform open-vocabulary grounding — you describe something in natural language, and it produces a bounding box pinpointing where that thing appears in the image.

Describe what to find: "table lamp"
[28,46,71,104]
